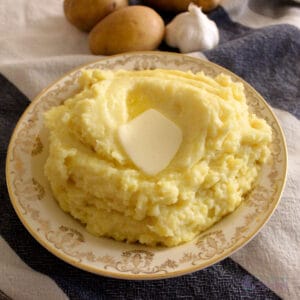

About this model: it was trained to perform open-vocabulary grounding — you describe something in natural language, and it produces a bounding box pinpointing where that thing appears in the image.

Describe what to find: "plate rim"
[5,51,288,280]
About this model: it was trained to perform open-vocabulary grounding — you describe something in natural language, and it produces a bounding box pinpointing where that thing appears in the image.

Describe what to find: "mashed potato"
[44,69,272,247]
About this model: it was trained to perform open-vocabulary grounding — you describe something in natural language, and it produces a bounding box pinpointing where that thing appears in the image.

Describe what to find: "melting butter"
[118,109,182,175]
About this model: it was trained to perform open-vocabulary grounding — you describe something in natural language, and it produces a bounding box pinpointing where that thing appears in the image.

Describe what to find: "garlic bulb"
[165,3,219,53]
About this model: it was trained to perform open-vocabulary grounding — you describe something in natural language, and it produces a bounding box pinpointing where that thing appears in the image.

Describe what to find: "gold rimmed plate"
[6,52,287,279]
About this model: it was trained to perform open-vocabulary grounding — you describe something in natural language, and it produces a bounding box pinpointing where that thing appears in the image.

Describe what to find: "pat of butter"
[118,109,182,175]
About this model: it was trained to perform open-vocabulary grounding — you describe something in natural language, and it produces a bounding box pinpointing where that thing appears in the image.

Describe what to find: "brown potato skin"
[64,0,128,32]
[89,6,165,55]
[143,0,221,13]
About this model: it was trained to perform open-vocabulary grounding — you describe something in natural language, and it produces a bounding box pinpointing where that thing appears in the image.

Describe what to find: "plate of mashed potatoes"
[6,52,287,279]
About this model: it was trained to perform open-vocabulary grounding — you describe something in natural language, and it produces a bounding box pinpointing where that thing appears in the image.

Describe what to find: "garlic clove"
[165,3,219,53]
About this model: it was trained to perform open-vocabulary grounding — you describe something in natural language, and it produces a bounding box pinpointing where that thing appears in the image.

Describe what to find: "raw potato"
[64,0,128,32]
[89,6,165,55]
[144,0,221,12]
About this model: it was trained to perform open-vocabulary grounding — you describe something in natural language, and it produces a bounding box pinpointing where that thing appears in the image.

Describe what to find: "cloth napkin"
[0,0,299,299]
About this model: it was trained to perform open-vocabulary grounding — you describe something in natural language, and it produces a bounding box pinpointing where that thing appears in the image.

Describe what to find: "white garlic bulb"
[165,3,219,53]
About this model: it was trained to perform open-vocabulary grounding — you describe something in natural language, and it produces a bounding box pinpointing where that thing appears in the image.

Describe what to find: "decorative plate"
[6,52,287,279]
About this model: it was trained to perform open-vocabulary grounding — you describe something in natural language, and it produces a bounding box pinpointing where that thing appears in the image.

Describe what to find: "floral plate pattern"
[6,52,287,279]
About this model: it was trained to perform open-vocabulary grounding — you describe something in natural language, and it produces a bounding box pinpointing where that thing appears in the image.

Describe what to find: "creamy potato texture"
[44,69,272,247]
